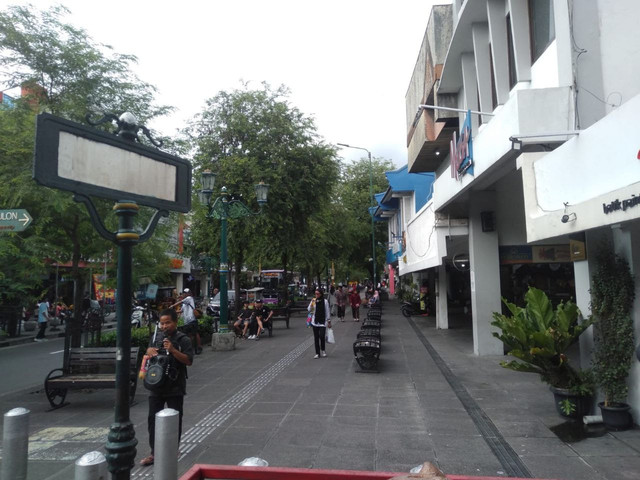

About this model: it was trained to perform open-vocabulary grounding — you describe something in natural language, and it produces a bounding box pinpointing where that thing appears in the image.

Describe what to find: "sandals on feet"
[140,455,154,466]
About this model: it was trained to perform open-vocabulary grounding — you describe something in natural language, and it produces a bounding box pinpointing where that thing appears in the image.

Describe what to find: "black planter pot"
[599,402,632,430]
[550,386,593,419]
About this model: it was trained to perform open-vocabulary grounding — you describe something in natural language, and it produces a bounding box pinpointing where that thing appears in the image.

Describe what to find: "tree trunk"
[281,252,289,301]
[233,251,244,313]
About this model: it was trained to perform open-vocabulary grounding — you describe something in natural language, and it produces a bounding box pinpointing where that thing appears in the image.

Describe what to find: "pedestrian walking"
[34,297,52,341]
[172,289,202,354]
[349,287,361,322]
[140,308,194,467]
[308,288,331,358]
[335,284,348,322]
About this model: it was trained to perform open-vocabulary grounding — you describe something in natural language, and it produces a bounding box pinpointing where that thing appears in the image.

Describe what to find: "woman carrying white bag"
[308,288,331,358]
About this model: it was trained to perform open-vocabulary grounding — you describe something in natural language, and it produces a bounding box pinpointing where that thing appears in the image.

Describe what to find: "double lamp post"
[198,169,269,332]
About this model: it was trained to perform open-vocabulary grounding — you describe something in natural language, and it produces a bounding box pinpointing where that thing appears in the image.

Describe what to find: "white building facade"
[403,0,640,419]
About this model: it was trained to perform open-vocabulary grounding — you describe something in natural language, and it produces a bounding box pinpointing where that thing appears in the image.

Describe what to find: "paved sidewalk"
[0,301,638,479]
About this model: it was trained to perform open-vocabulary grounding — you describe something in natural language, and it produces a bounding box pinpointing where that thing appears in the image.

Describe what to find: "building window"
[506,14,517,88]
[529,0,555,62]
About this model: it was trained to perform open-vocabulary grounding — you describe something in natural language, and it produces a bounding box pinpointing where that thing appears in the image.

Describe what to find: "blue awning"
[382,165,435,213]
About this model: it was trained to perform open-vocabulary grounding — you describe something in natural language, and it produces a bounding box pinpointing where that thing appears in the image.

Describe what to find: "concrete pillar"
[472,22,493,122]
[75,451,107,480]
[436,264,449,329]
[461,53,480,133]
[154,408,179,480]
[507,0,532,82]
[1,407,29,480]
[487,0,510,104]
[469,193,502,355]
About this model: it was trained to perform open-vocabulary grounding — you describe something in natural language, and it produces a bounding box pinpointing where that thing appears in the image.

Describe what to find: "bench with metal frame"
[269,306,291,331]
[44,347,140,409]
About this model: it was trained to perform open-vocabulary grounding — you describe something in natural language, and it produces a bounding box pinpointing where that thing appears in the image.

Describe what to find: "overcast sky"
[1,0,450,166]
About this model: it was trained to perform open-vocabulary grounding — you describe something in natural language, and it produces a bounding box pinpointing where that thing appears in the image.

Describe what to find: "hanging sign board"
[33,113,191,213]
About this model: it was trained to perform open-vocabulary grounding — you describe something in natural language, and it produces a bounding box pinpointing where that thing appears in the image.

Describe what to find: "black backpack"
[143,331,187,392]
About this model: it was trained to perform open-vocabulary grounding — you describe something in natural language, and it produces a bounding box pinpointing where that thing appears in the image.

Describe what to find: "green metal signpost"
[0,209,32,232]
[33,112,191,479]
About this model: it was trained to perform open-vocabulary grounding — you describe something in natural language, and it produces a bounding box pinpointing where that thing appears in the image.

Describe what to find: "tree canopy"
[0,5,176,320]
[185,83,340,298]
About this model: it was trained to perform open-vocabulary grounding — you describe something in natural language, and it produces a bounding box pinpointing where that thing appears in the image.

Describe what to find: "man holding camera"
[140,308,194,467]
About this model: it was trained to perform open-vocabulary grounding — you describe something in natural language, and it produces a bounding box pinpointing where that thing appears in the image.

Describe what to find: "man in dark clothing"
[252,299,273,340]
[140,308,194,467]
[233,300,253,338]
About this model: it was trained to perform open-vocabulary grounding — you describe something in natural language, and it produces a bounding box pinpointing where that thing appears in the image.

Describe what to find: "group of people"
[232,299,273,340]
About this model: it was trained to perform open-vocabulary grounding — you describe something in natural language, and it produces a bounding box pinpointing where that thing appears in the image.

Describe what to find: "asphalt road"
[0,336,66,397]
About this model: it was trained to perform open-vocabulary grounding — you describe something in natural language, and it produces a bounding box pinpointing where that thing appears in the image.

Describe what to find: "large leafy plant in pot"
[590,248,636,429]
[492,287,594,418]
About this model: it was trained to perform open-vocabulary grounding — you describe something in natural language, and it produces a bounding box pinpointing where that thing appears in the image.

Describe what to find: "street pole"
[367,150,377,287]
[337,143,377,287]
[219,190,229,333]
[105,202,138,479]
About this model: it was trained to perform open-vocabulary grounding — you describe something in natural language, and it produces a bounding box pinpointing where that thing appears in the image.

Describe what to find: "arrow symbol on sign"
[19,213,30,226]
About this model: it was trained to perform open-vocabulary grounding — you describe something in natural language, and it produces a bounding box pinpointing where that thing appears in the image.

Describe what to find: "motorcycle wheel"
[401,305,413,318]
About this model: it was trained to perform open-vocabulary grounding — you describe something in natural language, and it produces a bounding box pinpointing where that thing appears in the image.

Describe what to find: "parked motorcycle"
[401,297,429,317]
[131,305,148,328]
[401,300,418,318]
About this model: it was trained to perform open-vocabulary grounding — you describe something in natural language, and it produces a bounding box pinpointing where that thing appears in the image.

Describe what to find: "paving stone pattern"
[0,301,639,480]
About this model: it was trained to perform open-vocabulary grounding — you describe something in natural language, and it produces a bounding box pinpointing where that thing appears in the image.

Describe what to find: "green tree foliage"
[0,5,176,341]
[186,83,339,302]
[591,247,636,405]
[334,157,394,283]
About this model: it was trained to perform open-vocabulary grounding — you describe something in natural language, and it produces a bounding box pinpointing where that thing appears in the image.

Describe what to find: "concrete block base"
[211,332,236,351]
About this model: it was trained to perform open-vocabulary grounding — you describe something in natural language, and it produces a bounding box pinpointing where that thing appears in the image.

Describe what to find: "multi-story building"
[396,0,640,419]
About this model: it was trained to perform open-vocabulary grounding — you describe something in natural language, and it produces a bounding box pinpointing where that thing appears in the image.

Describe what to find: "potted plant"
[492,287,594,419]
[590,248,636,429]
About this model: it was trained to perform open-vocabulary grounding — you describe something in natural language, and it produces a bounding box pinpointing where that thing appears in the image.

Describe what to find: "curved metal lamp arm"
[73,194,117,242]
[139,125,164,148]
[85,112,120,128]
[227,199,263,219]
[139,209,169,242]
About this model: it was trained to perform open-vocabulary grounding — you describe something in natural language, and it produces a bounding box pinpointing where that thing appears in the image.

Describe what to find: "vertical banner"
[389,265,395,295]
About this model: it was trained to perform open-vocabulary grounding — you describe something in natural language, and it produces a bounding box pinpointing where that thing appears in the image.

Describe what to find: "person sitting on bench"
[233,300,253,338]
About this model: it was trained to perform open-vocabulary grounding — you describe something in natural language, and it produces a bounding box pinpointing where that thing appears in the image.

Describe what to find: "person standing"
[173,289,202,354]
[140,308,194,466]
[335,284,348,322]
[349,287,361,322]
[35,298,52,341]
[308,288,331,358]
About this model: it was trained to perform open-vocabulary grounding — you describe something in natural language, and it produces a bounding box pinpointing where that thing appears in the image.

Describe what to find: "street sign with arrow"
[0,209,33,232]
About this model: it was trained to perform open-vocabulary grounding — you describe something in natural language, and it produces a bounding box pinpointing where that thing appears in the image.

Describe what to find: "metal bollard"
[1,407,30,480]
[75,451,107,480]
[154,408,179,480]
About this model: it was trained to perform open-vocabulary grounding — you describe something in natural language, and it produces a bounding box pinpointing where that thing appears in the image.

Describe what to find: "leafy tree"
[0,4,175,343]
[335,156,394,284]
[186,83,339,305]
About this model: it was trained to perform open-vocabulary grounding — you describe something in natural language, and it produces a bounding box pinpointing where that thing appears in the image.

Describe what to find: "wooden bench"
[44,347,140,409]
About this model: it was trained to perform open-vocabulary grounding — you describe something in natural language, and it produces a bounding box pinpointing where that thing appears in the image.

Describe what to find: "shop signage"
[499,245,571,264]
[450,110,474,180]
[603,193,640,214]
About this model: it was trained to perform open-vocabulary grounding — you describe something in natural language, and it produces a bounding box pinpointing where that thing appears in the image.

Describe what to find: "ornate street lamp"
[198,169,269,332]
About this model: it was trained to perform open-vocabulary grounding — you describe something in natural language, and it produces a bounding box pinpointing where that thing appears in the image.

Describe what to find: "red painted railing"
[179,464,548,480]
